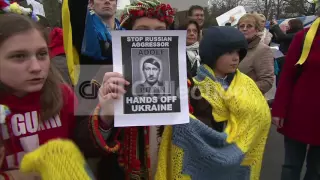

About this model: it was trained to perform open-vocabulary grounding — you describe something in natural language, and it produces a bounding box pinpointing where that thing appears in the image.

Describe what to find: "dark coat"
[271,24,301,54]
[186,54,198,77]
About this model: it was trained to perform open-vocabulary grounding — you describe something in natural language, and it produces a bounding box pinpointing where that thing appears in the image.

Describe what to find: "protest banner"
[26,0,45,16]
[216,6,246,26]
[111,30,189,127]
[270,43,285,59]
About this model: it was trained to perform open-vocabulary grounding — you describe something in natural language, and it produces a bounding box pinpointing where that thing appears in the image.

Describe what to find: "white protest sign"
[111,30,189,127]
[270,45,284,59]
[117,0,130,10]
[26,0,45,17]
[216,6,246,26]
[307,0,317,3]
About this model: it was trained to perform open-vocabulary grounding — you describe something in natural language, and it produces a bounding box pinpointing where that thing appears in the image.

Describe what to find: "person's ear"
[88,0,94,9]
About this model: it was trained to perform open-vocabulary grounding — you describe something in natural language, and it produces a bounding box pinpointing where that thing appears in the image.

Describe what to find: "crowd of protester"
[0,0,319,179]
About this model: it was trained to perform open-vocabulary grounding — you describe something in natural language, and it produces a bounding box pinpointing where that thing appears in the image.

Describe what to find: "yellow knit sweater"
[20,139,94,180]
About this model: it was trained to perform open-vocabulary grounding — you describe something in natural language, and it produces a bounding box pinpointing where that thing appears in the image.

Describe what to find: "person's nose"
[104,0,111,4]
[232,54,240,62]
[28,57,42,73]
[150,70,156,76]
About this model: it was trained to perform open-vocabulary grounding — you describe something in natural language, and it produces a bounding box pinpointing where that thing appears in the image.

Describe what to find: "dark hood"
[199,26,248,67]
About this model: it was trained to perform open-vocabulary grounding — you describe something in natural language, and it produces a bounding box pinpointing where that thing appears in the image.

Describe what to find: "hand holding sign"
[229,16,235,23]
[98,72,130,124]
[272,19,278,25]
[216,6,246,26]
[111,30,189,127]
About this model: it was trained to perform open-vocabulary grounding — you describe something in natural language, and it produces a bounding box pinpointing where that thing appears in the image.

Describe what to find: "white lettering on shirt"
[25,111,38,133]
[2,111,62,137]
[12,114,26,136]
[1,111,63,168]
[20,134,39,152]
[6,152,26,169]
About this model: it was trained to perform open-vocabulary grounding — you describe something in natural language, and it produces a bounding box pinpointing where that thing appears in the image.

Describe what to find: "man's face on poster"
[90,0,117,18]
[143,62,160,84]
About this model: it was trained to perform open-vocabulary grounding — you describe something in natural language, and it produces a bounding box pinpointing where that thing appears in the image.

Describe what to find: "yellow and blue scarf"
[81,10,124,61]
[62,0,124,85]
[156,65,271,180]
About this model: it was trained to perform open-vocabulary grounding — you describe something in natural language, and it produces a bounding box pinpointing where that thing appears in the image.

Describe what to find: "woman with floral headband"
[86,1,219,178]
[86,1,176,179]
[59,0,177,179]
[86,1,227,179]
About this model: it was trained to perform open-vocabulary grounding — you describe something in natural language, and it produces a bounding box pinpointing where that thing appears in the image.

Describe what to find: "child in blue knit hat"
[188,26,248,131]
[198,26,248,89]
[157,26,271,180]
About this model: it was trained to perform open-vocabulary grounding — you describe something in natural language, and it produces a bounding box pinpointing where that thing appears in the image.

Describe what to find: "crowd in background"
[0,0,319,179]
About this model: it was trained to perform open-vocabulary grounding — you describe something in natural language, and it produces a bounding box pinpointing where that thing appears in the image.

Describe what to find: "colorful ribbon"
[296,17,320,65]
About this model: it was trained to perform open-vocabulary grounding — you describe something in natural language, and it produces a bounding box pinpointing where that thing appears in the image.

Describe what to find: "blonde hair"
[258,14,266,21]
[238,13,263,31]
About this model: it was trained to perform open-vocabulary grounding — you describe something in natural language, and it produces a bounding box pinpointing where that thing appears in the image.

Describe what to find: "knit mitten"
[20,139,95,180]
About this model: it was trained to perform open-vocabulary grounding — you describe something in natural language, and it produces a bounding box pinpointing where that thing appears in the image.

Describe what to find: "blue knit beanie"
[199,26,248,68]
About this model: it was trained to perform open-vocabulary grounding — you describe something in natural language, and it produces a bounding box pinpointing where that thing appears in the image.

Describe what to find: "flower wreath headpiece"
[120,0,175,27]
[0,0,39,21]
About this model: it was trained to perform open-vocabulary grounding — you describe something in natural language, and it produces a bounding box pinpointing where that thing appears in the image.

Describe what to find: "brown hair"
[288,18,304,32]
[0,13,64,121]
[188,5,204,16]
[238,13,263,31]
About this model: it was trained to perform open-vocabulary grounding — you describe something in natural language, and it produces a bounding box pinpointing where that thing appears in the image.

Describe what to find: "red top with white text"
[0,84,77,170]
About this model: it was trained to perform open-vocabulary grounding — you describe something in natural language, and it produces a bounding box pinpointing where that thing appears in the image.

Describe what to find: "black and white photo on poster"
[123,36,180,114]
[131,48,171,96]
[112,30,189,127]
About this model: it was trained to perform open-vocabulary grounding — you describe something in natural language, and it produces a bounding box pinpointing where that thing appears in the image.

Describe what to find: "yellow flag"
[62,0,80,85]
